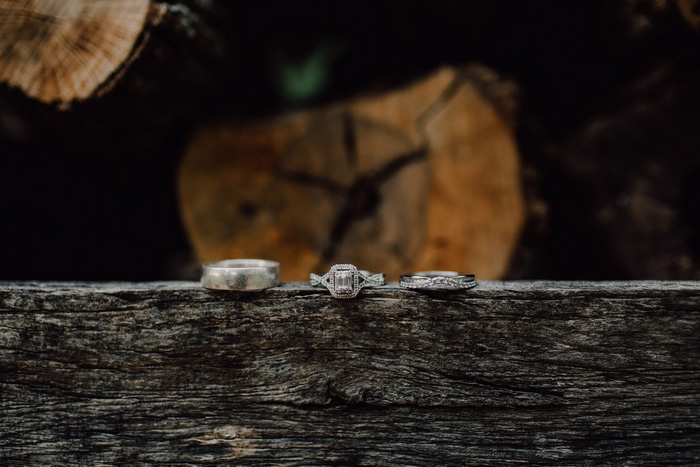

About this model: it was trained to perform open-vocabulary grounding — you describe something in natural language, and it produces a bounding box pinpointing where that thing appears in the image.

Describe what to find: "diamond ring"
[310,264,385,299]
[399,271,476,290]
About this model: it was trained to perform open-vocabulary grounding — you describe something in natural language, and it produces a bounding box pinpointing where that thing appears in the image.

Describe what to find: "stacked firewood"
[1,0,698,280]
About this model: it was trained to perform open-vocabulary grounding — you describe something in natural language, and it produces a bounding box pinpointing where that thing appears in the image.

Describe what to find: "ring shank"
[201,259,281,290]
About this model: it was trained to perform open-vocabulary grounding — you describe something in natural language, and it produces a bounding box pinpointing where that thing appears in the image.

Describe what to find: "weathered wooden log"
[1,281,699,465]
[179,66,525,281]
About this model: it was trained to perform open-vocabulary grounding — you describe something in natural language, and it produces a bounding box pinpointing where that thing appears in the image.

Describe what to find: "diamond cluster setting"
[404,277,462,289]
[328,264,360,299]
[310,263,385,299]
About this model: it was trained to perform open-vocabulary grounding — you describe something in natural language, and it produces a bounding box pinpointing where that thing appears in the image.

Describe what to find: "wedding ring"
[201,259,281,290]
[310,264,385,299]
[399,271,476,290]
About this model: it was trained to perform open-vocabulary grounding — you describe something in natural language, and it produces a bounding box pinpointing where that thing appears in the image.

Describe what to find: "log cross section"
[1,281,699,465]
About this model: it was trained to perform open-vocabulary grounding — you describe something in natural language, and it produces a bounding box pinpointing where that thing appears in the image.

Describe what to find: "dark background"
[1,0,699,280]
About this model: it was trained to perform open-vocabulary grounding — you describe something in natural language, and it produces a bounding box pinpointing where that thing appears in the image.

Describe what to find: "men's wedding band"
[310,263,385,299]
[400,271,476,290]
[201,259,281,290]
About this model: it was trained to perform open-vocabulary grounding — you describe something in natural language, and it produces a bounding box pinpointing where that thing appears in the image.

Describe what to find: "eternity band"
[400,271,476,290]
[201,259,281,290]
[310,263,385,299]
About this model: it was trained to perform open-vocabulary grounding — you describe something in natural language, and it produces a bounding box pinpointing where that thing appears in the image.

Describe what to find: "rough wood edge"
[1,280,699,301]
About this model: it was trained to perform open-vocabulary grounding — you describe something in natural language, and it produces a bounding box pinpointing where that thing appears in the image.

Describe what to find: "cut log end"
[0,0,151,103]
[178,67,525,281]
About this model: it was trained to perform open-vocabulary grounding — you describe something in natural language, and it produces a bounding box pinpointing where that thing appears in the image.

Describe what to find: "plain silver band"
[201,259,281,290]
[400,271,476,290]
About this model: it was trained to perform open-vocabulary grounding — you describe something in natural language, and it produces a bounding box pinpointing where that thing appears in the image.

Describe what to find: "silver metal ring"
[310,263,385,299]
[399,271,476,290]
[201,259,281,290]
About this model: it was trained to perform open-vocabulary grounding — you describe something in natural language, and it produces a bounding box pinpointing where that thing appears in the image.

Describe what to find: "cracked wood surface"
[1,281,699,466]
[178,66,525,282]
[0,0,234,104]
[0,0,151,103]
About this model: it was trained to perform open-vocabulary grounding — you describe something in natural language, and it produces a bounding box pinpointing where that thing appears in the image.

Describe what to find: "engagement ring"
[310,264,385,299]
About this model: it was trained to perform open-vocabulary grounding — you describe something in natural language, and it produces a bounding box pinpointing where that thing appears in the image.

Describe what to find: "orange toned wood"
[416,84,525,280]
[676,0,700,29]
[0,0,151,103]
[178,67,525,281]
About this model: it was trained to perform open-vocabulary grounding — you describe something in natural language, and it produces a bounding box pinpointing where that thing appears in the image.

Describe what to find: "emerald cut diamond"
[335,271,353,293]
[329,264,360,298]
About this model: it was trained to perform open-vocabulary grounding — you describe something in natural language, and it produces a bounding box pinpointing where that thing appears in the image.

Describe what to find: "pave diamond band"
[400,271,476,290]
[311,264,385,299]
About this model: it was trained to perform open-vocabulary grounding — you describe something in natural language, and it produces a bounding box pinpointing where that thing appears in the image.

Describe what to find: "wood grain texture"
[1,281,699,465]
[0,0,152,102]
[0,0,235,104]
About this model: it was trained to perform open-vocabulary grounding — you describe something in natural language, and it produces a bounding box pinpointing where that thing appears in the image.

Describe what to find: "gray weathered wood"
[1,281,699,466]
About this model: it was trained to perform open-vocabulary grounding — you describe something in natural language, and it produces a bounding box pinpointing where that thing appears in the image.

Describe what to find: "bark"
[1,281,699,465]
